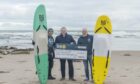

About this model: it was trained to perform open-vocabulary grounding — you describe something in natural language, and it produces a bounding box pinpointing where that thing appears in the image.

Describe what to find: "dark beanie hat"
[48,28,54,32]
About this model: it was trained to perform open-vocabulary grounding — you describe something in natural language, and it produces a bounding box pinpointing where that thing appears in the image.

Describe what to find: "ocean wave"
[112,31,140,38]
[0,30,140,50]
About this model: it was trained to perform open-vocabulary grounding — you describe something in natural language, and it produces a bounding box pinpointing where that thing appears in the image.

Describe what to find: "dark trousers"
[60,59,74,78]
[48,55,54,77]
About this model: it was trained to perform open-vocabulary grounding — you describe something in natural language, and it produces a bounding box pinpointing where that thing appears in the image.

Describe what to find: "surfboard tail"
[35,53,48,84]
[92,56,110,84]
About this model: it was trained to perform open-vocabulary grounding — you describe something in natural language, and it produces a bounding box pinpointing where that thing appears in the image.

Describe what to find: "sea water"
[0,30,140,51]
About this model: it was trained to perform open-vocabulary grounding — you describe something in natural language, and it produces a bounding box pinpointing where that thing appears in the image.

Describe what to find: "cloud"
[0,0,140,30]
[0,3,34,20]
[0,22,32,30]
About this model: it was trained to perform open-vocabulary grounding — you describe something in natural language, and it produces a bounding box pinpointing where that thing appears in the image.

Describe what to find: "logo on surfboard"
[101,20,106,25]
[39,14,44,22]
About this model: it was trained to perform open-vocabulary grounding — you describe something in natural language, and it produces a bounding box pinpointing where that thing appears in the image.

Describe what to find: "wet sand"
[0,51,140,84]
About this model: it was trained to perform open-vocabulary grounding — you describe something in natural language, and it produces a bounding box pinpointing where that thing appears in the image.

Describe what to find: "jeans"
[83,54,92,80]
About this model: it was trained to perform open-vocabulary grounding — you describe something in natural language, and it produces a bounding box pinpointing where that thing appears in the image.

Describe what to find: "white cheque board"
[55,44,87,60]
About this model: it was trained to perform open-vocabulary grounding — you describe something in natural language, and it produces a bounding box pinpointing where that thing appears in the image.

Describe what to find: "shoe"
[84,78,89,81]
[60,78,65,81]
[69,78,76,81]
[48,76,56,80]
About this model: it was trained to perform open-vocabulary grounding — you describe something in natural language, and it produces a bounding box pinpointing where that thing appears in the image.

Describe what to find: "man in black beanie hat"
[48,28,55,80]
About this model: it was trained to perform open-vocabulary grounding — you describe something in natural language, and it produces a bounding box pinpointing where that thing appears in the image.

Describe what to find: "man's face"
[48,30,53,36]
[61,27,67,35]
[82,28,88,36]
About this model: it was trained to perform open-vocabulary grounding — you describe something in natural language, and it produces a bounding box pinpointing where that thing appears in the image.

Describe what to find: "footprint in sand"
[0,71,10,74]
[120,75,128,77]
[0,56,3,59]
[0,82,7,84]
[125,68,130,71]
[17,60,27,63]
[28,81,39,84]
[17,82,28,84]
[24,69,32,72]
[137,76,140,77]
[123,53,131,56]
[18,77,28,81]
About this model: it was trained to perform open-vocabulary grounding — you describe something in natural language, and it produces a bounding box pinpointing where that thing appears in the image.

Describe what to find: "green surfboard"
[33,4,48,84]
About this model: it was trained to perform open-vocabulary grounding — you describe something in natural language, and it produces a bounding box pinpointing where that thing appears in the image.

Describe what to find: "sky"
[0,0,140,30]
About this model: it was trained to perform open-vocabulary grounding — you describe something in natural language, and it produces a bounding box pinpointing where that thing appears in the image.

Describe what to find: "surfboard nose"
[94,15,112,34]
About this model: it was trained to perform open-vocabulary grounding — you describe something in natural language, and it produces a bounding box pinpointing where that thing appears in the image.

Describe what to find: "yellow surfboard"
[92,15,112,84]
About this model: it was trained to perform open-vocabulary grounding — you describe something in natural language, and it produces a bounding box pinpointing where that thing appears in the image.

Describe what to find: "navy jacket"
[48,36,55,59]
[55,34,76,44]
[77,34,93,55]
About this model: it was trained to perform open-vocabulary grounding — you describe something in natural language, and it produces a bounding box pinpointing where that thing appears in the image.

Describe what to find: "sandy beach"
[0,51,140,84]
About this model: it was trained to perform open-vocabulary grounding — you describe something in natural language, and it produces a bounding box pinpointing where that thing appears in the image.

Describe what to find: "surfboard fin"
[37,46,40,64]
[36,71,38,75]
[32,40,35,45]
[105,51,110,68]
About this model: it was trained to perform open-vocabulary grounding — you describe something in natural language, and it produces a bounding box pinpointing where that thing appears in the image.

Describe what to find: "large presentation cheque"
[55,44,87,60]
